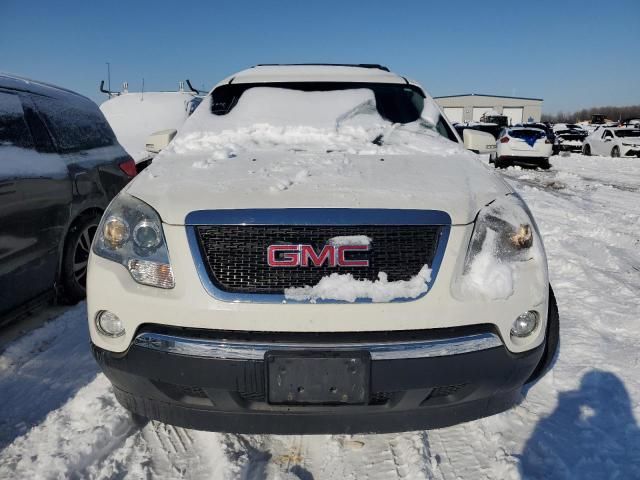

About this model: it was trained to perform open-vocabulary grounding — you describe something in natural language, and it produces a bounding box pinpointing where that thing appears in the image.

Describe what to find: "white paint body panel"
[88,65,549,357]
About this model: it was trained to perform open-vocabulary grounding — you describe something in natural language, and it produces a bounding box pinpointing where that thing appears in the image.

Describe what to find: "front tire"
[494,157,510,169]
[582,144,591,156]
[527,286,560,384]
[60,213,101,303]
[539,158,551,170]
[611,146,620,157]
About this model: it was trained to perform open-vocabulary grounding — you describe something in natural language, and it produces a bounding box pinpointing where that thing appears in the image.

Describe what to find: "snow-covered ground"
[1,153,639,479]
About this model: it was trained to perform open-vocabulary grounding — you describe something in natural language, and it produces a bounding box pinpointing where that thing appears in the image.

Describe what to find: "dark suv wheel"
[61,213,101,303]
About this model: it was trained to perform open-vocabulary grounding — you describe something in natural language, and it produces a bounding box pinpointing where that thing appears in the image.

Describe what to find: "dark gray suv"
[0,74,135,321]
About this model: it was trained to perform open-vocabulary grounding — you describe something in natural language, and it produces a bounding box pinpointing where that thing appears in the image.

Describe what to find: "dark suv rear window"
[31,95,115,152]
[0,91,34,149]
[510,129,546,140]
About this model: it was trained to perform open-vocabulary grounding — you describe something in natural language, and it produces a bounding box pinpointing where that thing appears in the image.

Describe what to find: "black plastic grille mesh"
[195,225,440,294]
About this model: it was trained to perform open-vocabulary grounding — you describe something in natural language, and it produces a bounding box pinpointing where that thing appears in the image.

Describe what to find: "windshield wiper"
[372,123,399,146]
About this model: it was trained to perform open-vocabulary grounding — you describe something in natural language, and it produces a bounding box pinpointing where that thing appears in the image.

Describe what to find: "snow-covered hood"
[621,138,640,146]
[128,150,511,225]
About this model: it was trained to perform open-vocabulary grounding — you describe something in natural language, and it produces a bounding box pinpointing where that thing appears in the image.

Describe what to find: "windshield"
[211,82,426,124]
[614,129,640,138]
[162,83,462,160]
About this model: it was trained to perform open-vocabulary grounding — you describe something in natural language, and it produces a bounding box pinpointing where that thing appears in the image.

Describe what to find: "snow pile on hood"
[284,265,431,303]
[154,87,464,168]
[327,235,372,246]
[100,92,197,161]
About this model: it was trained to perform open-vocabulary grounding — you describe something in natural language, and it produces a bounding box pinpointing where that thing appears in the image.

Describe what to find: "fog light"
[511,311,539,338]
[96,310,125,337]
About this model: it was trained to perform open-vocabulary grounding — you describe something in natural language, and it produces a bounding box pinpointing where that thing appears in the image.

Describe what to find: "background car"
[99,82,203,172]
[582,127,640,157]
[517,122,558,154]
[552,123,589,152]
[0,74,135,323]
[495,127,553,169]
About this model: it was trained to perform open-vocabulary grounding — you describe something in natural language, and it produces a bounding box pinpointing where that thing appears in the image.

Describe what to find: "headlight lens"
[453,193,547,301]
[93,193,175,289]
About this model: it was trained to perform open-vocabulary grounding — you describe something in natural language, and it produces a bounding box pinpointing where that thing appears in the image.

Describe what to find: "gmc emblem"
[267,244,370,267]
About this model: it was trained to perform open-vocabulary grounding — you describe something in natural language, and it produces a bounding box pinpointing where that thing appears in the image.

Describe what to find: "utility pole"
[106,62,111,95]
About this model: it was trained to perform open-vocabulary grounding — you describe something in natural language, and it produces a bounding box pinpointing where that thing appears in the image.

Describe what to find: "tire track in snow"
[217,431,436,479]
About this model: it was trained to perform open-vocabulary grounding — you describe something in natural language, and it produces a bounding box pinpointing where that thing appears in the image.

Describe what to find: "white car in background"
[494,127,553,169]
[582,127,640,158]
[100,87,202,170]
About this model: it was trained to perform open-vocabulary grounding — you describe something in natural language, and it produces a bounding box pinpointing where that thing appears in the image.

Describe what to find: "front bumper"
[93,326,544,434]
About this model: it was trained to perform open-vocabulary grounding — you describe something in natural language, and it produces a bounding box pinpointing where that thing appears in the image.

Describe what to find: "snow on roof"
[221,64,408,87]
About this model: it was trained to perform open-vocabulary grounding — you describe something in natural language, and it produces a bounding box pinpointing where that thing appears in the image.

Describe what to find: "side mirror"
[145,129,177,154]
[604,137,612,142]
[463,129,497,154]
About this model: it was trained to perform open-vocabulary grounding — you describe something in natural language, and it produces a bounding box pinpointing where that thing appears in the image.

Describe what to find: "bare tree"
[542,105,640,123]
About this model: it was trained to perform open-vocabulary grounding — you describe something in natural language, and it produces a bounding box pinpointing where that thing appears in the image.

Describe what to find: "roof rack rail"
[253,63,390,72]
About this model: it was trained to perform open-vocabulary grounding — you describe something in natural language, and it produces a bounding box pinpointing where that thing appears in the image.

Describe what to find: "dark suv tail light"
[500,137,510,143]
[119,158,137,177]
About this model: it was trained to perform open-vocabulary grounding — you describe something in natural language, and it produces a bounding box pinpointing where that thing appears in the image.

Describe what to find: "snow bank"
[284,265,431,303]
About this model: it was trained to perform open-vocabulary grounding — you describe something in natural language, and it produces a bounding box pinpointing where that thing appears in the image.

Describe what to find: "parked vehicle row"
[0,74,135,323]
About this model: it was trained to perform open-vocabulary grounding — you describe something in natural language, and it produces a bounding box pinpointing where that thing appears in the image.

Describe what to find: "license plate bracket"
[266,351,370,405]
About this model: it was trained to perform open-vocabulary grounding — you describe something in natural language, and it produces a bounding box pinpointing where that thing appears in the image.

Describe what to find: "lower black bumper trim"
[92,336,544,434]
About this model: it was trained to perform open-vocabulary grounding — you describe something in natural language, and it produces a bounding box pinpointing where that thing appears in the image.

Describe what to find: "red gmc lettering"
[267,244,370,267]
[267,245,300,267]
[300,245,335,267]
[337,245,370,266]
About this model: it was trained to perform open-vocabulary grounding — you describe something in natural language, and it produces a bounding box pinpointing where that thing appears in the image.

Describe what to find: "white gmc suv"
[88,64,559,434]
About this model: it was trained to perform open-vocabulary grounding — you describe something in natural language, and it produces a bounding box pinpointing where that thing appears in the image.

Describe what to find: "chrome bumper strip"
[132,332,503,361]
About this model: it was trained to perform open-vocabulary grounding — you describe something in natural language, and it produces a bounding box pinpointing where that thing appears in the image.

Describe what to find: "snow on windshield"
[155,87,463,167]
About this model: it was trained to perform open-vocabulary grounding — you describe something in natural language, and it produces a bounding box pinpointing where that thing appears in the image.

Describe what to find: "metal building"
[433,93,543,125]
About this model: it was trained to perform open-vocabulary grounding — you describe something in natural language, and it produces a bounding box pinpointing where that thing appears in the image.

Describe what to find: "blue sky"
[1,0,638,113]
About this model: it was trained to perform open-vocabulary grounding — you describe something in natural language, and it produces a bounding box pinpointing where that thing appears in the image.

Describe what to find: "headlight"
[453,193,547,301]
[622,142,636,147]
[93,193,175,289]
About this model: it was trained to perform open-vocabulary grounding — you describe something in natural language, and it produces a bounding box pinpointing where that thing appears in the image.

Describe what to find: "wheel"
[539,159,551,170]
[611,146,620,157]
[582,144,591,156]
[527,286,560,384]
[494,157,510,169]
[60,213,101,303]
